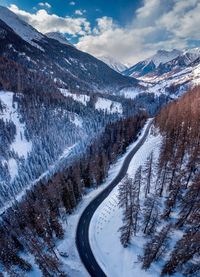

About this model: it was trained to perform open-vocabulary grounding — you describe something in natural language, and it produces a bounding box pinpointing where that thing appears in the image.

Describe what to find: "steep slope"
[98,56,128,73]
[45,32,74,47]
[0,5,44,50]
[142,56,200,97]
[124,48,200,97]
[0,6,138,94]
[124,49,181,77]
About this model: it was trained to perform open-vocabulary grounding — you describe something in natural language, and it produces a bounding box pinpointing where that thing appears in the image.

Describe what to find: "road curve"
[76,119,153,277]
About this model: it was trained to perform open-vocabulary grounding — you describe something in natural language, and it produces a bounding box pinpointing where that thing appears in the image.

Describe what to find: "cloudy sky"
[1,0,200,65]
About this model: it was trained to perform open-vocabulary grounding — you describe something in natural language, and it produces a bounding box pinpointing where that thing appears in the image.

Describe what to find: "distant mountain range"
[123,49,200,78]
[123,48,200,97]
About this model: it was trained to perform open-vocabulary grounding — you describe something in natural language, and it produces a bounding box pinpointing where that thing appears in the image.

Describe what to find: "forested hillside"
[0,112,146,276]
[117,86,200,276]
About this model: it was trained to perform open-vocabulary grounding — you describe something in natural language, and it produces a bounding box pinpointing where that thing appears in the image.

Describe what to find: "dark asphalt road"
[76,120,152,277]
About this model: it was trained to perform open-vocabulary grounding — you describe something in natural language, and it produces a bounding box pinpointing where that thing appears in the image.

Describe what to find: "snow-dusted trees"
[143,152,154,197]
[118,167,142,247]
[142,193,159,235]
[117,86,200,275]
[161,229,200,276]
[176,173,200,228]
[0,111,146,274]
[141,224,171,269]
[118,175,134,247]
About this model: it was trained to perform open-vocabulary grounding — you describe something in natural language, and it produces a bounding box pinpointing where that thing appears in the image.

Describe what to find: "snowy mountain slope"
[0,6,139,95]
[148,49,181,67]
[0,91,32,158]
[0,91,32,182]
[95,97,123,114]
[124,48,200,79]
[60,89,123,114]
[0,5,44,50]
[0,88,115,211]
[45,32,74,47]
[143,61,200,97]
[124,49,181,77]
[98,56,128,73]
[123,47,200,97]
[60,89,90,106]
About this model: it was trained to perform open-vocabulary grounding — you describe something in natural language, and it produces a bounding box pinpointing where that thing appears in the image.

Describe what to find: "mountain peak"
[148,49,182,67]
[98,56,128,73]
[0,5,44,49]
[45,32,74,47]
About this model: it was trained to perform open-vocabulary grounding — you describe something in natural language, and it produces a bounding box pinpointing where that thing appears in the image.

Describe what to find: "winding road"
[76,119,152,277]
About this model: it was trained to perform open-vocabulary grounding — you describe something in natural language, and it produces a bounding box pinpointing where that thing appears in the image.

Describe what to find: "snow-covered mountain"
[123,47,200,98]
[0,5,44,50]
[124,48,200,79]
[143,61,200,98]
[123,49,181,77]
[0,6,138,95]
[0,5,147,213]
[45,32,74,47]
[98,56,128,73]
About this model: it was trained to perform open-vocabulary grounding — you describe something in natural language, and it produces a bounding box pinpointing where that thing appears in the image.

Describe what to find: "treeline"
[118,86,200,276]
[0,112,146,276]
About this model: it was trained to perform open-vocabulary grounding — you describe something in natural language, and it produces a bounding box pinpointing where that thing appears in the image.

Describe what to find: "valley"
[0,3,199,277]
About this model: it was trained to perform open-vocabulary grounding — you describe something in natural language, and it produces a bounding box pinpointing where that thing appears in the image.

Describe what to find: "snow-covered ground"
[53,120,152,277]
[0,142,77,216]
[95,97,123,114]
[119,87,144,99]
[89,124,185,277]
[60,89,90,106]
[0,6,44,50]
[89,126,162,277]
[0,91,32,158]
[68,112,83,128]
[0,91,32,180]
[140,63,200,97]
[60,88,123,114]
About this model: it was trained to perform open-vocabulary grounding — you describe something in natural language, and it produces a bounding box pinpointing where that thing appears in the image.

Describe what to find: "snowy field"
[60,88,123,114]
[60,89,90,106]
[95,97,123,114]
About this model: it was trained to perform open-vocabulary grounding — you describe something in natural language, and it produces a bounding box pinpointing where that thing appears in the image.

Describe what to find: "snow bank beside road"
[89,126,163,277]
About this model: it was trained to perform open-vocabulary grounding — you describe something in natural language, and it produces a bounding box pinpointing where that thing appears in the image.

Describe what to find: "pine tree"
[141,224,171,269]
[143,152,154,198]
[142,193,159,235]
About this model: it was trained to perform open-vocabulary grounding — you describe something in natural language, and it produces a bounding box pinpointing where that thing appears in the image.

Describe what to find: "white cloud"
[38,2,51,9]
[76,0,200,64]
[75,9,86,16]
[8,1,200,65]
[157,0,200,40]
[69,1,76,5]
[9,4,91,36]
